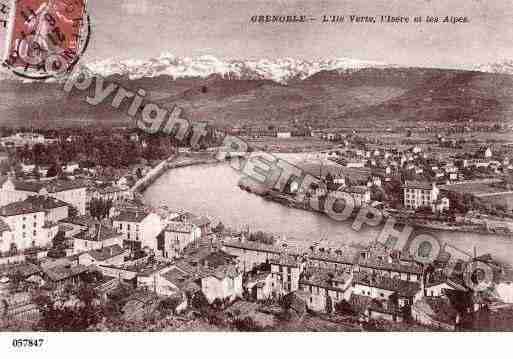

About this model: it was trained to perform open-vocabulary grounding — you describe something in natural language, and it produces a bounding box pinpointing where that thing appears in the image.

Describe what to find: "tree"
[89,198,113,220]
[325,294,333,314]
[68,205,79,218]
[334,300,354,315]
[47,162,62,178]
[158,296,182,315]
[213,221,225,234]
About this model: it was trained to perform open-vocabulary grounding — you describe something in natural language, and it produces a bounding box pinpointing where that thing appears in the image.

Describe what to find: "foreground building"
[112,210,163,253]
[0,178,87,215]
[0,200,59,263]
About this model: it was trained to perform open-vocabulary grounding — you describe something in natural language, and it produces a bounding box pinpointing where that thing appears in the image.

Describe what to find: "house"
[0,200,58,259]
[62,163,79,174]
[0,152,8,164]
[411,296,460,330]
[89,185,132,203]
[0,132,56,148]
[23,195,70,222]
[222,238,282,272]
[0,291,39,324]
[244,270,274,301]
[78,244,127,266]
[72,222,123,254]
[355,257,423,283]
[0,178,87,215]
[403,181,440,210]
[423,272,468,298]
[157,265,202,300]
[121,291,161,322]
[112,210,163,253]
[160,222,201,259]
[276,128,292,139]
[433,196,450,213]
[41,263,89,293]
[20,164,36,174]
[199,264,243,304]
[351,272,421,309]
[307,249,357,272]
[270,254,305,296]
[171,213,211,238]
[343,186,371,207]
[299,268,353,313]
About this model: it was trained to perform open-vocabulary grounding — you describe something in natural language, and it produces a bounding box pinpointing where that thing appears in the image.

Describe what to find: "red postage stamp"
[2,0,90,79]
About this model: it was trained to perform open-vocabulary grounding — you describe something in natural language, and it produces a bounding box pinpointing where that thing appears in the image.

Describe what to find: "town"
[1,124,513,331]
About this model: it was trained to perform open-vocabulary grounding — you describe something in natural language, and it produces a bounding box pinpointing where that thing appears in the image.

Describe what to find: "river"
[144,159,513,264]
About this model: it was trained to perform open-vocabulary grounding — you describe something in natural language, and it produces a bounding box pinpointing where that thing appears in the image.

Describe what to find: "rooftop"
[113,210,149,223]
[161,267,201,292]
[0,200,45,217]
[11,179,87,193]
[24,195,70,210]
[353,272,421,298]
[43,264,89,282]
[300,268,352,292]
[85,244,125,262]
[403,181,435,191]
[358,257,423,275]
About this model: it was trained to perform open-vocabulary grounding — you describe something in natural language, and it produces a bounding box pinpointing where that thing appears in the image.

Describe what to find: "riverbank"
[240,179,513,239]
[132,153,220,195]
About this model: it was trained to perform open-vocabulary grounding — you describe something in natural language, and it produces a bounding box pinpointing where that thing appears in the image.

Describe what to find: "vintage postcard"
[0,0,513,351]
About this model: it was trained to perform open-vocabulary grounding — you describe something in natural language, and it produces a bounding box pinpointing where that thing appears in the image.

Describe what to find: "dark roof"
[270,254,303,267]
[24,195,70,210]
[60,215,98,227]
[223,239,283,254]
[113,210,149,223]
[43,264,88,282]
[161,267,201,292]
[0,200,44,217]
[403,181,435,190]
[86,244,125,261]
[358,258,423,275]
[0,262,41,278]
[344,186,369,194]
[309,251,357,265]
[12,179,87,193]
[300,268,352,292]
[354,272,421,298]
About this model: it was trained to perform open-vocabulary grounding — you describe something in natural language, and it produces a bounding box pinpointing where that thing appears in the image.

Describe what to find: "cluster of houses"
[0,132,58,149]
[220,236,504,329]
[309,139,513,215]
[0,167,508,330]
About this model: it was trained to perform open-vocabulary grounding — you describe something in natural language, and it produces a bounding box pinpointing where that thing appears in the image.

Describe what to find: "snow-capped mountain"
[473,60,513,75]
[86,53,385,83]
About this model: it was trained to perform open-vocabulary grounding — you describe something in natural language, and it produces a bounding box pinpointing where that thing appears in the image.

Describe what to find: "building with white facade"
[112,210,163,253]
[161,222,201,259]
[403,181,440,210]
[0,178,87,215]
[0,200,58,259]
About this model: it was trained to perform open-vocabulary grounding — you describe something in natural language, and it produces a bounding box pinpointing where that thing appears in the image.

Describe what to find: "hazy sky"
[35,0,513,67]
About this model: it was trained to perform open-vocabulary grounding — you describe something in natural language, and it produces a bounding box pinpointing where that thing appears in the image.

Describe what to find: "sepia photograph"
[0,0,513,355]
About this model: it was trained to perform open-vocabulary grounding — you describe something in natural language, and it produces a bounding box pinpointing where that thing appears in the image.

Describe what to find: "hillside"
[1,66,512,130]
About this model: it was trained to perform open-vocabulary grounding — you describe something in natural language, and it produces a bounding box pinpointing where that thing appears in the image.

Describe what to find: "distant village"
[1,125,513,331]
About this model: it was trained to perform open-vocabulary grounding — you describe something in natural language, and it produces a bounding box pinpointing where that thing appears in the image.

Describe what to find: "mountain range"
[1,54,513,130]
